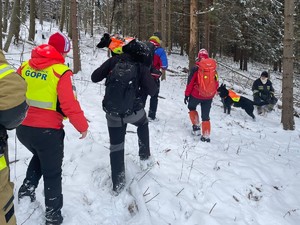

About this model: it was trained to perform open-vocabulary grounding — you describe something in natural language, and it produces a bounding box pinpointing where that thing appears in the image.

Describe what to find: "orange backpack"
[196,58,217,98]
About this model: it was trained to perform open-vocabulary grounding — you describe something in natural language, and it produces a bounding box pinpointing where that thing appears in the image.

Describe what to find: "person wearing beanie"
[184,48,218,142]
[141,33,168,121]
[48,32,71,54]
[16,32,89,225]
[252,71,278,114]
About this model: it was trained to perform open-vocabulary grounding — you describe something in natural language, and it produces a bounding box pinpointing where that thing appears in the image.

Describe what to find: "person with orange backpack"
[184,49,219,142]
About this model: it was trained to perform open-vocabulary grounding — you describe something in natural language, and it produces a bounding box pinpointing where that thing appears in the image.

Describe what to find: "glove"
[253,97,262,106]
[184,96,189,105]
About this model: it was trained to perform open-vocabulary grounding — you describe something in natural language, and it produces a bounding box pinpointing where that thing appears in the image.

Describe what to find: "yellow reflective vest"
[228,90,240,102]
[0,155,6,171]
[0,64,15,80]
[20,62,70,111]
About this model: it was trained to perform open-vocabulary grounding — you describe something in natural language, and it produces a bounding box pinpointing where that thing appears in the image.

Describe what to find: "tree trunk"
[4,0,21,52]
[3,0,9,33]
[21,0,26,24]
[203,0,212,52]
[167,0,171,55]
[59,0,66,31]
[137,0,141,38]
[28,0,36,42]
[281,0,295,130]
[90,0,94,37]
[188,0,198,69]
[71,0,81,73]
[154,0,159,32]
[39,0,43,25]
[161,0,167,47]
[243,49,248,71]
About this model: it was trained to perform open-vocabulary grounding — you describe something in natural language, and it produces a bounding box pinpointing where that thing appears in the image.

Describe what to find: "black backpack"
[102,59,139,117]
[144,41,156,67]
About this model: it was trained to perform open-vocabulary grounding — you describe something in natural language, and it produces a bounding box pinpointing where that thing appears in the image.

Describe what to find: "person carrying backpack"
[184,49,219,142]
[141,33,168,121]
[91,39,158,194]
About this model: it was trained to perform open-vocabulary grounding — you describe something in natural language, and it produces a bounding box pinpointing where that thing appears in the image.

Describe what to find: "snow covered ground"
[4,27,300,225]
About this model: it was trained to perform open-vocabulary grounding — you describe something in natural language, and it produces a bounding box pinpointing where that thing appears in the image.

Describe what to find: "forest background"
[0,0,299,130]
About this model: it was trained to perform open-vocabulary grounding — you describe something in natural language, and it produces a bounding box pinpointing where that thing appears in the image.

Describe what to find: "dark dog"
[217,84,256,119]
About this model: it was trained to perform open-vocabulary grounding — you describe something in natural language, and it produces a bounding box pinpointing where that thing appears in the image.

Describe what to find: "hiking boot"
[192,125,201,136]
[113,182,125,195]
[45,214,63,225]
[45,220,63,225]
[112,172,125,195]
[148,117,159,122]
[267,104,275,112]
[140,156,155,170]
[18,182,36,202]
[257,106,263,115]
[200,136,210,143]
[45,195,63,225]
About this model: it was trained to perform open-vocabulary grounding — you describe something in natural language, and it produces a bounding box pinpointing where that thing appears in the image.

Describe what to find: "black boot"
[110,150,125,194]
[45,194,63,225]
[18,180,36,202]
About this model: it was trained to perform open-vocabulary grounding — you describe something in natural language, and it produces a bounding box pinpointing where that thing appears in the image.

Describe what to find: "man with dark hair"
[0,50,28,225]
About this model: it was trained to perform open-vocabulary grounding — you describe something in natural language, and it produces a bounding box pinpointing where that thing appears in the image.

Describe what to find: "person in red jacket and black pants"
[16,32,89,225]
[184,49,219,142]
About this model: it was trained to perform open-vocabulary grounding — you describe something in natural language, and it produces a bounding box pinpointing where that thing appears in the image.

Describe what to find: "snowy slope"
[4,31,300,225]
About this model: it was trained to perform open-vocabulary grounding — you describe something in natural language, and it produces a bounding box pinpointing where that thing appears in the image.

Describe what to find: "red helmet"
[198,49,209,60]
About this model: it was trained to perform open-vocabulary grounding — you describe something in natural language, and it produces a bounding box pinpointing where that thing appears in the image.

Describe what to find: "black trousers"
[141,79,160,119]
[16,125,65,221]
[187,96,212,121]
[106,109,150,189]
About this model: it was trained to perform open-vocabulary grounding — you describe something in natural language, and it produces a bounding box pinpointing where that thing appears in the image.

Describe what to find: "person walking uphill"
[0,50,28,225]
[91,39,158,194]
[184,49,219,142]
[16,32,89,225]
[141,33,168,121]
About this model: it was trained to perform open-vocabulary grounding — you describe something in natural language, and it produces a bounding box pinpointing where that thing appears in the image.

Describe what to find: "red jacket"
[185,63,219,100]
[17,44,88,132]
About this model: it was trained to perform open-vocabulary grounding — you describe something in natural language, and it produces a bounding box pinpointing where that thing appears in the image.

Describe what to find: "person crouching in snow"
[184,49,219,142]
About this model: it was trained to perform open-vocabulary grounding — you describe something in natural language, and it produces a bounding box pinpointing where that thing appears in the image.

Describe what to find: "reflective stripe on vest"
[21,61,70,111]
[0,155,7,171]
[228,90,240,102]
[0,64,15,79]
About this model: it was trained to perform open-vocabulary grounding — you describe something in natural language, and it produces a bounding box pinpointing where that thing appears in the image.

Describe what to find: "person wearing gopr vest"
[0,50,28,225]
[16,32,89,225]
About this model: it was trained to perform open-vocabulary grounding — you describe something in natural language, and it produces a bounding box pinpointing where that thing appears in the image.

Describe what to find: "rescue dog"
[217,84,256,119]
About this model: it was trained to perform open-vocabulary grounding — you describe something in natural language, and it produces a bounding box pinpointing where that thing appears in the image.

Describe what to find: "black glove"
[253,97,262,106]
[184,96,189,105]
